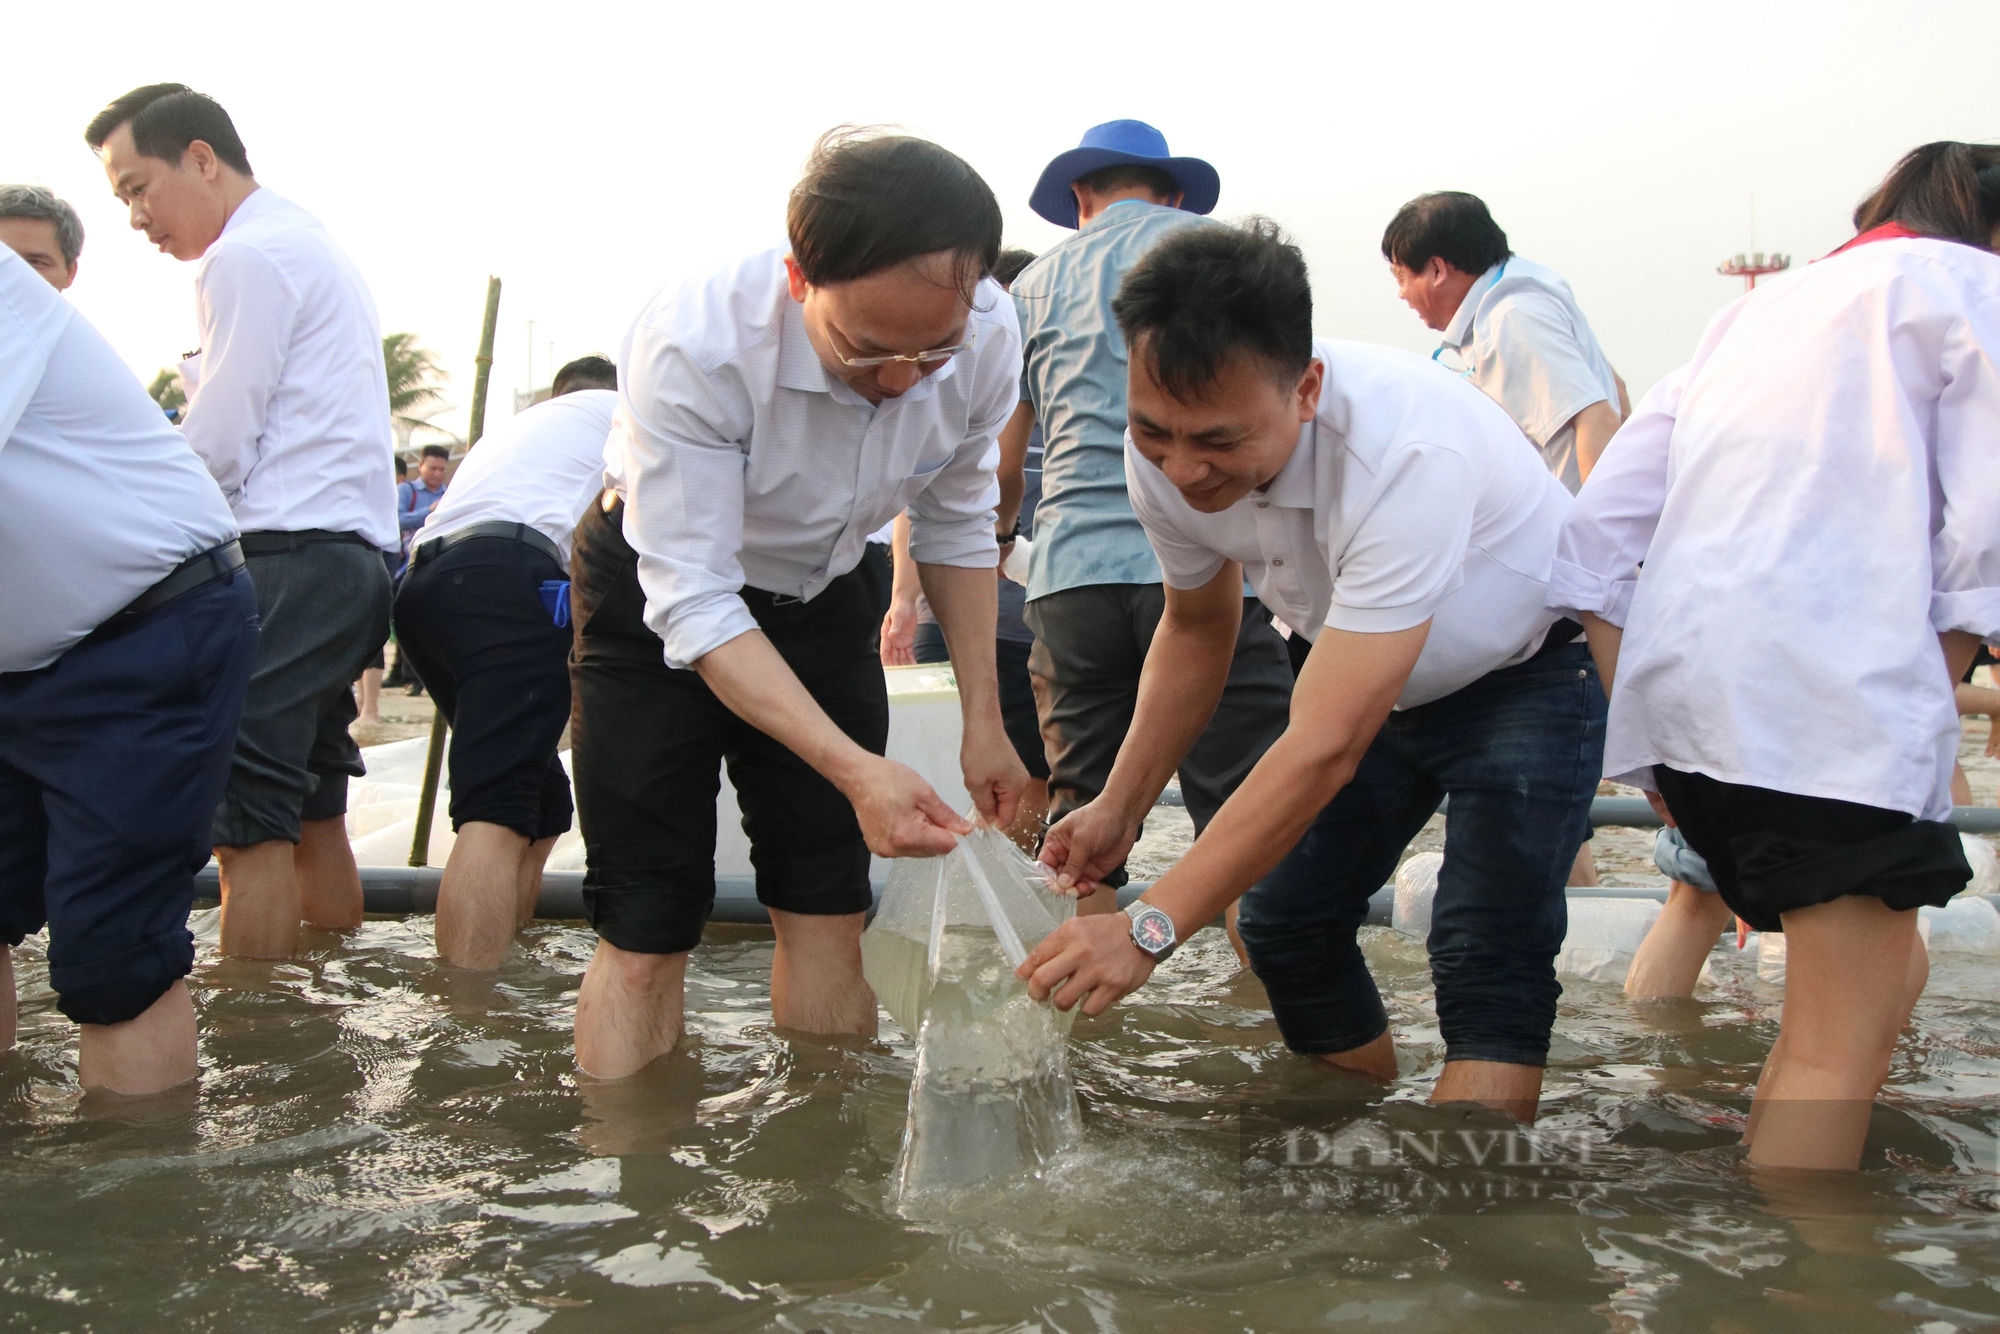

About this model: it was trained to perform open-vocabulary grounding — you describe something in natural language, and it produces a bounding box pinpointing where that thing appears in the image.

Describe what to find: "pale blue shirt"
[1012,199,1208,601]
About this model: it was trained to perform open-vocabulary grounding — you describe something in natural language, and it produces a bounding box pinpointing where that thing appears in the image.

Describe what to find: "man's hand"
[880,598,918,667]
[961,716,1028,830]
[842,754,969,857]
[1017,911,1155,1015]
[1038,799,1143,897]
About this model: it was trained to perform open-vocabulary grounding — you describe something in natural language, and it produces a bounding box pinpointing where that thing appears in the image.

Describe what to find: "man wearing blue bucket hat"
[1009,122,1293,904]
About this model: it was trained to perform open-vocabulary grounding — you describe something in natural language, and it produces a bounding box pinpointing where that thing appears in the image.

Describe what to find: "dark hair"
[787,127,1001,294]
[1113,217,1313,401]
[85,84,253,176]
[420,444,451,462]
[993,248,1038,287]
[0,185,84,267]
[551,355,617,397]
[1380,191,1510,275]
[1853,141,2000,250]
[394,455,409,478]
[1073,163,1179,202]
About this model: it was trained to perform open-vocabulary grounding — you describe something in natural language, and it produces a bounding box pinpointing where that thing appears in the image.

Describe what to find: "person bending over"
[395,356,619,970]
[87,84,397,959]
[1552,141,2000,1170]
[569,130,1028,1079]
[0,246,256,1093]
[1018,221,1604,1123]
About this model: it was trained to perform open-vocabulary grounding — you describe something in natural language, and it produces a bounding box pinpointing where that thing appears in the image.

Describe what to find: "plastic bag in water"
[860,826,1081,1205]
[1555,897,1663,985]
[1391,851,1442,940]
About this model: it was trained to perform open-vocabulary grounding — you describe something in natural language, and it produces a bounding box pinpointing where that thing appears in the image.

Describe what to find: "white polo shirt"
[0,247,238,672]
[607,247,1021,669]
[181,188,398,549]
[1126,339,1572,709]
[1550,236,2000,821]
[1438,255,1621,493]
[415,389,616,566]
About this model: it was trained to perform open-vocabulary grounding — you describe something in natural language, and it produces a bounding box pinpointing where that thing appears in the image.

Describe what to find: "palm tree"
[382,332,447,447]
[148,367,185,415]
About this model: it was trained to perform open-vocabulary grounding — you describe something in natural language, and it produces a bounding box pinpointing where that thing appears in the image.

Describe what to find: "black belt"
[117,540,246,620]
[238,528,377,556]
[412,520,564,571]
[1528,616,1586,662]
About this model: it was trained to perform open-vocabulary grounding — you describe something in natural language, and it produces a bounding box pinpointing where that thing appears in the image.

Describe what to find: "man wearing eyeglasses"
[567,129,1028,1079]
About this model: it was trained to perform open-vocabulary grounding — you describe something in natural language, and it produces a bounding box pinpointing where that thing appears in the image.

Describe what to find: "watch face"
[1131,907,1175,954]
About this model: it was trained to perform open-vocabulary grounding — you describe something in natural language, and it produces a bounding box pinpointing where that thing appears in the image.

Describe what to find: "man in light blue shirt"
[1006,121,1293,902]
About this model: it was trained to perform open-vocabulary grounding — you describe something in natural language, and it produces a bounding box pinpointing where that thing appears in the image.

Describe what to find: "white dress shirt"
[0,248,238,672]
[1439,255,1621,493]
[182,188,398,549]
[415,389,616,565]
[1126,339,1572,709]
[1549,237,2000,820]
[606,247,1021,669]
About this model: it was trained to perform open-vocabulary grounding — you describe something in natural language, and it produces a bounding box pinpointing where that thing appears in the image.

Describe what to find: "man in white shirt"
[571,130,1028,1079]
[87,85,399,961]
[394,357,619,971]
[0,246,257,1094]
[1016,223,1605,1121]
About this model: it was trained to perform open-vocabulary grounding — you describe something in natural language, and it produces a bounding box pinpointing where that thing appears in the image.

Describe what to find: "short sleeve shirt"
[1439,256,1621,493]
[1126,339,1572,709]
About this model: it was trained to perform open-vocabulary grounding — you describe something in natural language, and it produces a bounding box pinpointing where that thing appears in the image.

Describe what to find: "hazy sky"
[9,0,1995,434]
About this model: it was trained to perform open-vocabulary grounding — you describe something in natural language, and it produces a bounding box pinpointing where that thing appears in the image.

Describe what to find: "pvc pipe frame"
[193,802,2000,928]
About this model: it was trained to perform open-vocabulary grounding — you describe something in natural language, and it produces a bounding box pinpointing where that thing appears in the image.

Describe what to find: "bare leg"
[356,668,383,726]
[1431,1059,1543,1123]
[767,908,876,1037]
[1744,897,1921,1170]
[215,839,301,959]
[574,939,686,1079]
[1223,901,1250,968]
[435,821,530,970]
[0,949,14,1052]
[1953,761,1974,807]
[78,979,198,1095]
[1568,842,1600,888]
[516,835,557,926]
[296,815,363,930]
[1626,881,1735,1000]
[1315,1030,1399,1082]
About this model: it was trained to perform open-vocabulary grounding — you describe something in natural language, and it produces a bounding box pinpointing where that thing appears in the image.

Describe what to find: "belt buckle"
[769,593,803,606]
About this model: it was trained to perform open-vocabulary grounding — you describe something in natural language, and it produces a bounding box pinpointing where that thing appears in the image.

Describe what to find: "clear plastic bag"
[861,826,1082,1206]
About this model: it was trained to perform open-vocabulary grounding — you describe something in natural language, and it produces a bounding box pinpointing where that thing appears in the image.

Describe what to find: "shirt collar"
[219,185,272,240]
[1260,420,1319,508]
[1438,260,1506,350]
[1079,197,1165,235]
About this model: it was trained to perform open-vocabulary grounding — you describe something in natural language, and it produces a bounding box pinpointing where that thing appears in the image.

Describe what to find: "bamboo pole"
[409,276,502,867]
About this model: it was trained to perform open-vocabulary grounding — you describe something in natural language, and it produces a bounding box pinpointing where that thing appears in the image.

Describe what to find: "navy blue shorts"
[0,574,258,1025]
[1237,642,1606,1067]
[392,536,574,841]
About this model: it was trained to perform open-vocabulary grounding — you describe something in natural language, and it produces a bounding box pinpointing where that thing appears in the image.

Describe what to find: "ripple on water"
[2,911,2000,1330]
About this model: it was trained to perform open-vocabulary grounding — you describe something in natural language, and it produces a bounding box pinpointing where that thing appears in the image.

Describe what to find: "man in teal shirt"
[1006,121,1293,905]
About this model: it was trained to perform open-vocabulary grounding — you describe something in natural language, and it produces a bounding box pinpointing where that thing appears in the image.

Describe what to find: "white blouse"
[1549,236,2000,820]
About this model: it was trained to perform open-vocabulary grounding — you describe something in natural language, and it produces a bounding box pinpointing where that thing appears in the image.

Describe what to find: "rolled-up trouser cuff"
[1441,1043,1549,1068]
[584,873,712,957]
[752,838,873,917]
[51,926,195,1026]
[1237,925,1390,1056]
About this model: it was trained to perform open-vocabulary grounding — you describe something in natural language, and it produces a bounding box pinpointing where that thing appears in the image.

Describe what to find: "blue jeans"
[1237,642,1606,1067]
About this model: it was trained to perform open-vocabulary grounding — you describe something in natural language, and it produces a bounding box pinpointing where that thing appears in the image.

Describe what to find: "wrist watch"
[1124,900,1179,963]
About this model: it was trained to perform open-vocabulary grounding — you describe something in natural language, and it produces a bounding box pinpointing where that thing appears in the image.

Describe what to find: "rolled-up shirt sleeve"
[616,321,760,670]
[1929,297,2000,642]
[1325,442,1475,634]
[906,304,1020,568]
[1547,367,1685,626]
[183,242,299,503]
[1125,439,1227,590]
[1477,291,1612,445]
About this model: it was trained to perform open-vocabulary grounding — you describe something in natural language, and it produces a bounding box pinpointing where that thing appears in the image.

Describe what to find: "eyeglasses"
[830,324,977,370]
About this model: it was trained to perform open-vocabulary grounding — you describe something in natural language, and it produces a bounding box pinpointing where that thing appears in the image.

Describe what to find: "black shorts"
[0,574,258,1024]
[1653,766,1970,933]
[569,502,888,955]
[392,535,574,842]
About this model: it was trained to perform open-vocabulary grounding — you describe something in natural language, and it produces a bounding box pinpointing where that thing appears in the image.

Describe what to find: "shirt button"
[1272,558,1284,567]
[1256,501,1269,509]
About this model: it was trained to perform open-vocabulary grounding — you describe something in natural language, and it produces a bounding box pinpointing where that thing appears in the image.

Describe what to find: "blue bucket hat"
[1029,120,1220,230]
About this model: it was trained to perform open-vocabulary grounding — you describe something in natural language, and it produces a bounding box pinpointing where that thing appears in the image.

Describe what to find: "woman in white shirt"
[1553,141,2000,1171]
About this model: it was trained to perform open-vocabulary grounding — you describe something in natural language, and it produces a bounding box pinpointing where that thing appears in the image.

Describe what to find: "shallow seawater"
[6,905,2000,1333]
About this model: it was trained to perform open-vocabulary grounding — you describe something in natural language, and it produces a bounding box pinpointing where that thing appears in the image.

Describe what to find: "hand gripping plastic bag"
[861,826,1082,1206]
